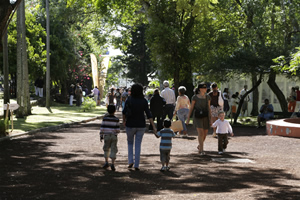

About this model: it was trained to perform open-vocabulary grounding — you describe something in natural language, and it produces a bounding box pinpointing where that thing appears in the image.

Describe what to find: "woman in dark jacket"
[122,83,157,170]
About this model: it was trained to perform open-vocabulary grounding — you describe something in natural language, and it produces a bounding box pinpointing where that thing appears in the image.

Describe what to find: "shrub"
[81,97,96,112]
[0,119,9,137]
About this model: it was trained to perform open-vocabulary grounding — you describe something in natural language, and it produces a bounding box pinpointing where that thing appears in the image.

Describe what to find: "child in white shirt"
[212,111,234,154]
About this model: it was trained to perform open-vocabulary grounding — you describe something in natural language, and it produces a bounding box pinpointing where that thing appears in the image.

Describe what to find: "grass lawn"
[8,103,107,133]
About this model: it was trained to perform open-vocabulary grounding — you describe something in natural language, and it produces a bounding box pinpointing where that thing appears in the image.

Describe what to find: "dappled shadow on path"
[0,133,299,200]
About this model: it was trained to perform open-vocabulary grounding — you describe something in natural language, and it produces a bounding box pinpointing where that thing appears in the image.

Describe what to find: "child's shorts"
[160,149,171,163]
[103,134,118,159]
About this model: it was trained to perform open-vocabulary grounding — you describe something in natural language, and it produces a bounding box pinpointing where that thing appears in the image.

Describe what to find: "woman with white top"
[173,86,191,137]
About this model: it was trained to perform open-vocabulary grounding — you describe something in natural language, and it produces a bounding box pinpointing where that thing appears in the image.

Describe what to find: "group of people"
[100,82,235,172]
[104,87,129,111]
[68,83,89,106]
[69,84,102,106]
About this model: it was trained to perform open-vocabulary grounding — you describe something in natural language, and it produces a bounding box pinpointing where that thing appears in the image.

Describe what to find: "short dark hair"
[154,89,159,95]
[211,82,217,89]
[131,83,144,98]
[163,119,171,128]
[107,105,116,114]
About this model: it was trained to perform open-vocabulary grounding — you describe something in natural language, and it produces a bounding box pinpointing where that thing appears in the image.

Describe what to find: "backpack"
[75,87,82,96]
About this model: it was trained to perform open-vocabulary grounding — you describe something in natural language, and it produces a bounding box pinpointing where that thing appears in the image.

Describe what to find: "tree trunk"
[46,0,51,108]
[234,73,263,124]
[21,0,30,115]
[250,72,259,116]
[16,0,30,117]
[267,70,288,112]
[173,64,180,97]
[3,30,10,119]
[3,31,10,105]
[16,3,23,117]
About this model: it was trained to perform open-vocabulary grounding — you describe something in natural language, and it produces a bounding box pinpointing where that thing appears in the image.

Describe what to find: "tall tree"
[16,0,30,117]
[0,0,22,52]
[121,24,154,86]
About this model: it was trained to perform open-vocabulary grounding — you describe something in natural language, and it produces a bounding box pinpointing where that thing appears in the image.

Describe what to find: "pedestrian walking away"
[91,86,100,106]
[161,80,176,121]
[100,105,120,171]
[154,119,176,172]
[75,83,83,106]
[115,88,122,111]
[121,88,129,110]
[69,84,75,106]
[150,89,166,132]
[173,86,190,137]
[122,83,157,170]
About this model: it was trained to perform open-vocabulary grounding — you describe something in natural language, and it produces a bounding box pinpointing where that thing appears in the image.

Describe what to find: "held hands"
[186,118,190,125]
[230,133,234,137]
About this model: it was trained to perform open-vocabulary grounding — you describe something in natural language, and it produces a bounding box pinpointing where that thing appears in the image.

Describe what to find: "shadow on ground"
[0,124,299,200]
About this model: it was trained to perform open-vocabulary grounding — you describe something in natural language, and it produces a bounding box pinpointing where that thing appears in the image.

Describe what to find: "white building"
[220,74,300,114]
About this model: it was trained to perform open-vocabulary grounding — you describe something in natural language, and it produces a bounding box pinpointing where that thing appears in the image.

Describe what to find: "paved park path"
[1,111,300,200]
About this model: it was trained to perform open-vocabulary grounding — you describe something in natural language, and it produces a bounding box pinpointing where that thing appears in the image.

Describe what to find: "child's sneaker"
[160,166,166,172]
[102,162,109,169]
[218,151,223,155]
[110,164,116,171]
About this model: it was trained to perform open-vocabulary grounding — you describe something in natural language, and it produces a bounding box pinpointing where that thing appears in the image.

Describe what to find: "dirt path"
[0,111,299,199]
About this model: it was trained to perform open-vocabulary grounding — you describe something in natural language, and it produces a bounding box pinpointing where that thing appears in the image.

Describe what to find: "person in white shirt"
[161,80,176,121]
[211,111,234,155]
[91,86,100,105]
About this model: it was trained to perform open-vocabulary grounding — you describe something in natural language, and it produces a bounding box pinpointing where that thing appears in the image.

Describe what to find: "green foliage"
[105,56,122,90]
[273,47,300,75]
[148,80,160,88]
[121,24,154,85]
[1,7,47,77]
[145,88,154,96]
[0,119,9,137]
[81,97,96,111]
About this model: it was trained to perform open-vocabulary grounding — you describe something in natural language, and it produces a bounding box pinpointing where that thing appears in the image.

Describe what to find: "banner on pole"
[90,53,98,88]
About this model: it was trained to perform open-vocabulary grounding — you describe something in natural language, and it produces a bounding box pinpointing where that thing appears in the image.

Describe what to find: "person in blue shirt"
[257,99,274,128]
[155,119,176,172]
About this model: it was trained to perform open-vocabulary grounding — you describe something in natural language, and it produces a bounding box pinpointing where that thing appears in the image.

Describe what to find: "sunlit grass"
[9,104,107,133]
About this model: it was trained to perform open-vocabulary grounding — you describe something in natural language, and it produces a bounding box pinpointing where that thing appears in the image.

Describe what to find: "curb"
[0,115,104,142]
